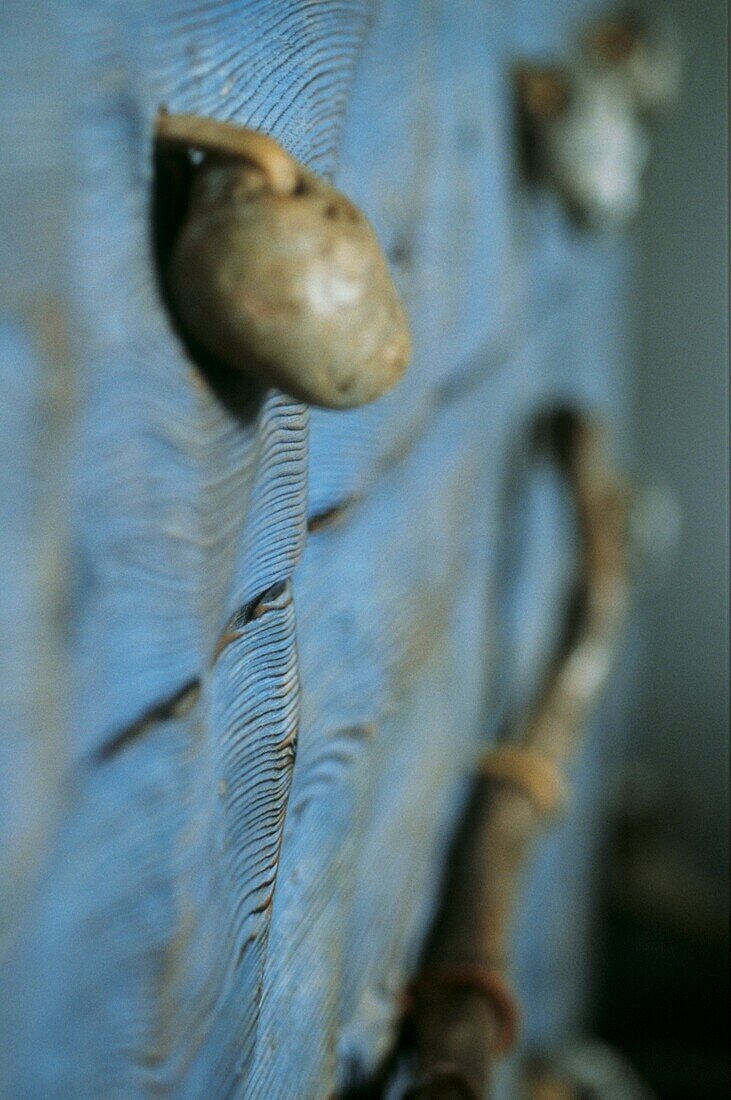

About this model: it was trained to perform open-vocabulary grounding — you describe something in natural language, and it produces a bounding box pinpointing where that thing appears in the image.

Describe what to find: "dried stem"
[155,111,299,195]
[404,411,629,1098]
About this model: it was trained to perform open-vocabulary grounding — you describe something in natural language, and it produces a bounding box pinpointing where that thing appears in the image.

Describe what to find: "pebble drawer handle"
[405,411,630,1099]
[155,112,411,409]
[516,13,682,228]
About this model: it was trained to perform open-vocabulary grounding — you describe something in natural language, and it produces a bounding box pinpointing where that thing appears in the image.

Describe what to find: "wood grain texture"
[1,1,636,1097]
[66,0,355,753]
[0,0,75,943]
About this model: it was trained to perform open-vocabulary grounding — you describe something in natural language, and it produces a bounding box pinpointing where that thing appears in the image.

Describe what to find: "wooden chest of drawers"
[0,3,639,1096]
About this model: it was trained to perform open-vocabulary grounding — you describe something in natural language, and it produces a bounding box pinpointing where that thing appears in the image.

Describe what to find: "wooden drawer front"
[1,1,633,1096]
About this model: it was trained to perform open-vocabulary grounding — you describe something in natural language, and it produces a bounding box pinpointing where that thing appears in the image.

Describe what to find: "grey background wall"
[631,0,728,881]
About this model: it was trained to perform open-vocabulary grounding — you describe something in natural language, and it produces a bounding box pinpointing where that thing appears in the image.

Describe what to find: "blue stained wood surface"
[1,1,635,1097]
[0,0,75,945]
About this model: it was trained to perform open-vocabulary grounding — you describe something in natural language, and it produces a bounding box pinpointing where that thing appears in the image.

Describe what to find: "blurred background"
[591,2,728,1096]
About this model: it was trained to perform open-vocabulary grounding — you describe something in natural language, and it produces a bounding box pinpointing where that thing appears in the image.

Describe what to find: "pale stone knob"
[516,16,681,229]
[517,62,651,228]
[156,113,411,409]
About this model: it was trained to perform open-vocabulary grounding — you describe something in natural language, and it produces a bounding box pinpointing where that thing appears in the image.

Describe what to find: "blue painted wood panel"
[1,1,634,1096]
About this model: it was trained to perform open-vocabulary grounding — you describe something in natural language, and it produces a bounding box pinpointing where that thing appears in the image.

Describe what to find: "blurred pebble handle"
[156,112,411,410]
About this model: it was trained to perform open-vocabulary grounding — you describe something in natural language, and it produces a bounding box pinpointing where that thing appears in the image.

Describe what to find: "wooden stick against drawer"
[402,409,630,1100]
